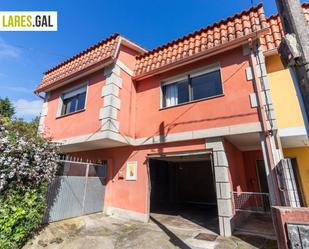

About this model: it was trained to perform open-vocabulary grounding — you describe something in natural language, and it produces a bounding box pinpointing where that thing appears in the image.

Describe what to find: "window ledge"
[56,109,85,119]
[159,94,225,111]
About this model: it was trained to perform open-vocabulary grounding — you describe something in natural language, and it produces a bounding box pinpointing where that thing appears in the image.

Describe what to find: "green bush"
[0,183,48,249]
[0,112,59,248]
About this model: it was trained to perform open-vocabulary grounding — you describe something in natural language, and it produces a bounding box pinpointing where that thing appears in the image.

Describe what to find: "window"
[61,85,87,116]
[163,79,189,107]
[162,67,222,108]
[191,70,222,101]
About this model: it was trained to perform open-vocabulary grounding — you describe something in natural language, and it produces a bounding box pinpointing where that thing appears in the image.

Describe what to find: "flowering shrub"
[0,120,59,248]
[0,123,59,192]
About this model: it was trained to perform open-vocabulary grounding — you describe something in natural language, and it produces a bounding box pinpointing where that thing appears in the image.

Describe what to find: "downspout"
[248,38,282,206]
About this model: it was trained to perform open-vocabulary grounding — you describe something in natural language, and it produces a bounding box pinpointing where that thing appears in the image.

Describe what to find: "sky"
[0,0,284,120]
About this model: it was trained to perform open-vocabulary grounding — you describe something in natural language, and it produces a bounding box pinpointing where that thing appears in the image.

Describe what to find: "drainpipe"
[248,38,282,206]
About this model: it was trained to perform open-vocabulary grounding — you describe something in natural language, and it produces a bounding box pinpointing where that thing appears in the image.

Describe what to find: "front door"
[256,160,269,193]
[256,160,270,212]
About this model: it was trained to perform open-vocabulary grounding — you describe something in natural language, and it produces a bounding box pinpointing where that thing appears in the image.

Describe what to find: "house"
[35,3,309,240]
[263,5,309,207]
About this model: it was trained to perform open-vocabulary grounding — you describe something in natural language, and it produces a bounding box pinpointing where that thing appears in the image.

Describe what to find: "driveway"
[24,213,277,249]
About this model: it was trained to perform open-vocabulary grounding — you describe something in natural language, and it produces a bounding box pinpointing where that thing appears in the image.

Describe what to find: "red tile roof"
[134,4,268,76]
[36,3,309,93]
[36,33,121,93]
[260,3,309,52]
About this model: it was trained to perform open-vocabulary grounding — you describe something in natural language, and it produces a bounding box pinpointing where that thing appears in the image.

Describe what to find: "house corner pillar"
[206,137,233,237]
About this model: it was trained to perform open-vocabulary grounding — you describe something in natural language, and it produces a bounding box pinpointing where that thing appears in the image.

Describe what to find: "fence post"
[82,163,90,214]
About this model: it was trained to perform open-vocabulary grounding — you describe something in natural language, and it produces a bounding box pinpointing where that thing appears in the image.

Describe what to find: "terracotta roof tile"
[134,3,308,77]
[134,4,267,76]
[36,33,120,93]
[260,3,309,52]
[37,3,309,92]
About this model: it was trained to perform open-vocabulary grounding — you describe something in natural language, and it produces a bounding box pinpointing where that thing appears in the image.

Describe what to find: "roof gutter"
[133,28,270,81]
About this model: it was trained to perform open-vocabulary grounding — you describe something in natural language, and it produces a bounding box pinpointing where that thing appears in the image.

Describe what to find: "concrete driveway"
[24,213,277,249]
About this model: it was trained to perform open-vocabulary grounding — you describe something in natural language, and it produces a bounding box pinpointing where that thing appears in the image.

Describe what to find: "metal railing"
[233,191,271,213]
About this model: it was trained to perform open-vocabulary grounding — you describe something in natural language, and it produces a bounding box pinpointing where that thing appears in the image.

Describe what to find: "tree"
[0,97,15,119]
[7,117,41,140]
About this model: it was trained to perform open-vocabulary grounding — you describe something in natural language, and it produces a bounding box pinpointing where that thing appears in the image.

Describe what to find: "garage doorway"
[148,152,219,234]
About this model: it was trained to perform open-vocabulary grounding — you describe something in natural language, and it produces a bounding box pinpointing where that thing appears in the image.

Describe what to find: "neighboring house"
[35,3,309,239]
[263,4,309,207]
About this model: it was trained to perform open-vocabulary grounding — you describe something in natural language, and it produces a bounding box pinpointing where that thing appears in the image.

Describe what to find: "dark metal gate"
[43,160,107,223]
[277,159,302,207]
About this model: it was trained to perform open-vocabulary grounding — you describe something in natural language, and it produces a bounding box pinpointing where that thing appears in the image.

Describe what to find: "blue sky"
[0,0,283,120]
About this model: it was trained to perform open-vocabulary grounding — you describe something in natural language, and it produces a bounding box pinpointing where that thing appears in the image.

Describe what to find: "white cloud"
[0,38,20,59]
[14,99,42,118]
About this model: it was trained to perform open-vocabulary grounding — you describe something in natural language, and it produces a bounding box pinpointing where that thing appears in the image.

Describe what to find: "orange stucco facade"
[135,47,259,139]
[72,139,207,214]
[69,140,264,216]
[41,42,265,219]
[44,70,105,140]
[44,46,259,141]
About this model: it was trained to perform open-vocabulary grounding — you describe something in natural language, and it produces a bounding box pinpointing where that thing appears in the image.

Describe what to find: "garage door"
[43,160,107,223]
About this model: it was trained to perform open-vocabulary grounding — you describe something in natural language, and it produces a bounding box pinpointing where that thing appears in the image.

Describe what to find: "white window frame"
[56,82,89,118]
[160,63,223,108]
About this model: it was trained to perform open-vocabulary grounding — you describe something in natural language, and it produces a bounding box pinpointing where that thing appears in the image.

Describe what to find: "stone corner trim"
[38,93,50,135]
[100,63,122,133]
[206,137,233,237]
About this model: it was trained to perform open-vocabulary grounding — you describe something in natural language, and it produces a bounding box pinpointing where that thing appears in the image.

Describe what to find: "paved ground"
[24,213,277,249]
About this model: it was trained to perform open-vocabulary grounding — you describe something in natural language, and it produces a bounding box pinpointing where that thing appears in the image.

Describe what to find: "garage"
[148,151,219,234]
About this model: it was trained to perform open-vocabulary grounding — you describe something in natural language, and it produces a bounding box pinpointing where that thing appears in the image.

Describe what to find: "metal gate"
[43,159,107,223]
[277,159,302,207]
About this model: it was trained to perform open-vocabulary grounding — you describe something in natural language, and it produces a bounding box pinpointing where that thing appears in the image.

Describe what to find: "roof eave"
[120,37,148,54]
[35,56,114,94]
[133,29,270,81]
[263,48,278,57]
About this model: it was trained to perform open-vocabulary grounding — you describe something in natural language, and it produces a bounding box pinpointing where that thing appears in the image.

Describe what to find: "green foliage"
[6,117,42,142]
[0,183,48,249]
[0,118,59,249]
[0,97,15,119]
